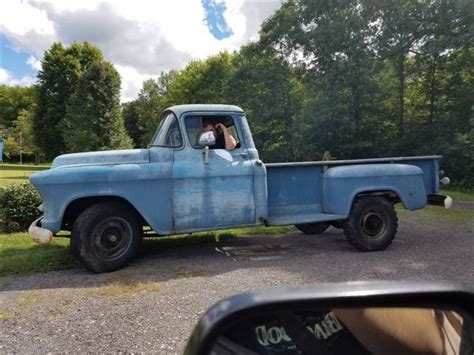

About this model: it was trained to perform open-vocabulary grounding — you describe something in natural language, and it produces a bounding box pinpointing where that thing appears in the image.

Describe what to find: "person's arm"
[333,308,444,355]
[216,123,237,150]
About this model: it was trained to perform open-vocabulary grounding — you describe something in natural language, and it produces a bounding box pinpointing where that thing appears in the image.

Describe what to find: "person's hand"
[215,123,227,134]
[215,123,237,150]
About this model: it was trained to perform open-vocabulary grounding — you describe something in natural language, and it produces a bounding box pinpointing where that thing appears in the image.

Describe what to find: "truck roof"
[165,104,244,117]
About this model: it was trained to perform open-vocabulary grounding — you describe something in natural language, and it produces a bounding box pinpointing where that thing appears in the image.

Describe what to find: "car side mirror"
[199,132,216,165]
[184,281,474,355]
[199,132,216,147]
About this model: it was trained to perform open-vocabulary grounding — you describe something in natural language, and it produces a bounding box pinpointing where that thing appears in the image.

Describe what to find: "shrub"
[0,183,42,232]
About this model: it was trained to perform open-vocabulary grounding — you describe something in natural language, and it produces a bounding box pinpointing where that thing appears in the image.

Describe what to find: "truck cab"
[29,104,451,273]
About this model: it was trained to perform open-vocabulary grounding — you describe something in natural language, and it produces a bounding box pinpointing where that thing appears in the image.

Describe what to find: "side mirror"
[184,281,474,355]
[199,132,216,147]
[199,132,216,165]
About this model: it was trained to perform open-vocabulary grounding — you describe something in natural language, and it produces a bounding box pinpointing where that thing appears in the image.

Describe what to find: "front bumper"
[427,194,453,209]
[29,217,54,244]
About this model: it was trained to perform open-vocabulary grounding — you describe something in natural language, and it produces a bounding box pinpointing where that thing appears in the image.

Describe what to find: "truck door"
[171,114,256,232]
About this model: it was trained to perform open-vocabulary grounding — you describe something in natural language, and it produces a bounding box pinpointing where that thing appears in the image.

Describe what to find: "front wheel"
[343,196,398,251]
[71,202,142,273]
[295,222,330,235]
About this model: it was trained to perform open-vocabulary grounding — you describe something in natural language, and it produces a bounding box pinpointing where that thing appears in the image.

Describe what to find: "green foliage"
[252,0,473,186]
[166,52,233,105]
[122,71,179,148]
[0,85,36,128]
[122,100,143,148]
[33,42,105,158]
[62,60,132,152]
[228,43,304,161]
[0,86,39,162]
[0,0,472,188]
[0,183,42,232]
[442,119,474,189]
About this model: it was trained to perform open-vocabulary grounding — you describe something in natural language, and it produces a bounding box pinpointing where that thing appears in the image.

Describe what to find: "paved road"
[1,209,473,353]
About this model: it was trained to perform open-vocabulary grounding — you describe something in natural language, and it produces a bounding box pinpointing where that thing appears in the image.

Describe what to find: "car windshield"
[150,112,182,148]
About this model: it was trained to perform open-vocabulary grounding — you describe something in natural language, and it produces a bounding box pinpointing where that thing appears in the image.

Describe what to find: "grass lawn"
[0,163,50,187]
[440,189,474,202]
[0,233,78,276]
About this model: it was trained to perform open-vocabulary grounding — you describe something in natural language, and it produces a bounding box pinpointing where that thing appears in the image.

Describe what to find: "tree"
[9,109,40,162]
[365,0,428,139]
[162,52,234,105]
[62,60,132,152]
[0,85,36,128]
[227,43,304,162]
[259,0,380,159]
[33,42,103,159]
[134,78,166,146]
[122,100,142,148]
[122,71,179,148]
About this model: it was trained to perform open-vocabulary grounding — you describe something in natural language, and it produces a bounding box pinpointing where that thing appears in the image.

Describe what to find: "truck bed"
[265,156,441,225]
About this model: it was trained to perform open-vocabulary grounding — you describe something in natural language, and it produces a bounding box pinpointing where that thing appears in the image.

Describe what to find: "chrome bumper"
[427,194,453,209]
[29,217,54,244]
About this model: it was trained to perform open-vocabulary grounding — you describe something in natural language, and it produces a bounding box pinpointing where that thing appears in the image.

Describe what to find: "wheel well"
[61,196,147,231]
[355,190,401,205]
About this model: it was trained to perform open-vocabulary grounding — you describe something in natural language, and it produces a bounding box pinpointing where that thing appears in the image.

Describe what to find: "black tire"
[69,233,79,258]
[71,202,142,273]
[343,196,398,251]
[295,222,330,235]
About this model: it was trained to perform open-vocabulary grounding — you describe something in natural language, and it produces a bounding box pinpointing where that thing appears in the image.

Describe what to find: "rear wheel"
[295,222,330,235]
[343,196,398,251]
[71,202,142,273]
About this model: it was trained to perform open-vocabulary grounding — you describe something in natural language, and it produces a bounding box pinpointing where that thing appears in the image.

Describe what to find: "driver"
[202,117,237,150]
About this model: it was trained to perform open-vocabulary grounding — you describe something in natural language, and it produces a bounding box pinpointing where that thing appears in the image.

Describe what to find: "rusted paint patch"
[29,218,53,244]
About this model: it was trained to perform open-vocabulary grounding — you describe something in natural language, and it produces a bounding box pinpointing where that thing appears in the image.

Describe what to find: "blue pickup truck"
[29,104,451,273]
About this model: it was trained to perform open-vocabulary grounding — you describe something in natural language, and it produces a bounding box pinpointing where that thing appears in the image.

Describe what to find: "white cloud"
[0,68,36,86]
[115,64,154,102]
[26,55,42,71]
[0,1,56,53]
[1,0,282,100]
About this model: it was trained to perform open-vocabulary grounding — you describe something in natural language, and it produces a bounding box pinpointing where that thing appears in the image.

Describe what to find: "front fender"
[29,162,173,234]
[322,164,426,215]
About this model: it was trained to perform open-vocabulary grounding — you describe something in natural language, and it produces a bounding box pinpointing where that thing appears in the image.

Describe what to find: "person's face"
[203,123,216,134]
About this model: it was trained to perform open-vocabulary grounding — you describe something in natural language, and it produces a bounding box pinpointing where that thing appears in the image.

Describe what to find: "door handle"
[232,152,248,158]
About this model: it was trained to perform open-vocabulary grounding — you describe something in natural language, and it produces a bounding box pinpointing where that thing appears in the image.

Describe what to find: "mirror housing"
[199,131,216,147]
[184,281,474,355]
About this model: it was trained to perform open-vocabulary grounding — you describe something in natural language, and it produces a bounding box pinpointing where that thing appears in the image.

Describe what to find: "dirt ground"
[1,209,473,353]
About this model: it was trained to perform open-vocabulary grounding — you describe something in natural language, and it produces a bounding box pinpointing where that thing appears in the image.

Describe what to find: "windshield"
[150,112,183,148]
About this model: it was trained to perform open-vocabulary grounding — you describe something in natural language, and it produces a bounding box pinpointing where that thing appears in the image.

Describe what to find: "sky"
[0,0,282,101]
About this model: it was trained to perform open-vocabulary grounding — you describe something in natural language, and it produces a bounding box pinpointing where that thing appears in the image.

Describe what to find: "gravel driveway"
[1,209,473,353]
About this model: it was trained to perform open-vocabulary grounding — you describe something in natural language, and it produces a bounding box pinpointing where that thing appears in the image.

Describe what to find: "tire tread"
[343,196,398,251]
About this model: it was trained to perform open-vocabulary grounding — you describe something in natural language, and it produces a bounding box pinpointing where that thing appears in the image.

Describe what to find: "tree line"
[0,0,472,188]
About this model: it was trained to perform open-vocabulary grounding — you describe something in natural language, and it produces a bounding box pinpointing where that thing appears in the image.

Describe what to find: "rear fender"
[322,164,427,215]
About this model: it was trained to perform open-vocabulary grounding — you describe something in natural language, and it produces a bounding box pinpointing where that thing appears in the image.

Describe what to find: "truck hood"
[51,149,150,169]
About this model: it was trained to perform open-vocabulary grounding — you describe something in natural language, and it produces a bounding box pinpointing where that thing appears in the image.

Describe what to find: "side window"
[185,116,203,148]
[153,113,183,148]
[185,115,241,150]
